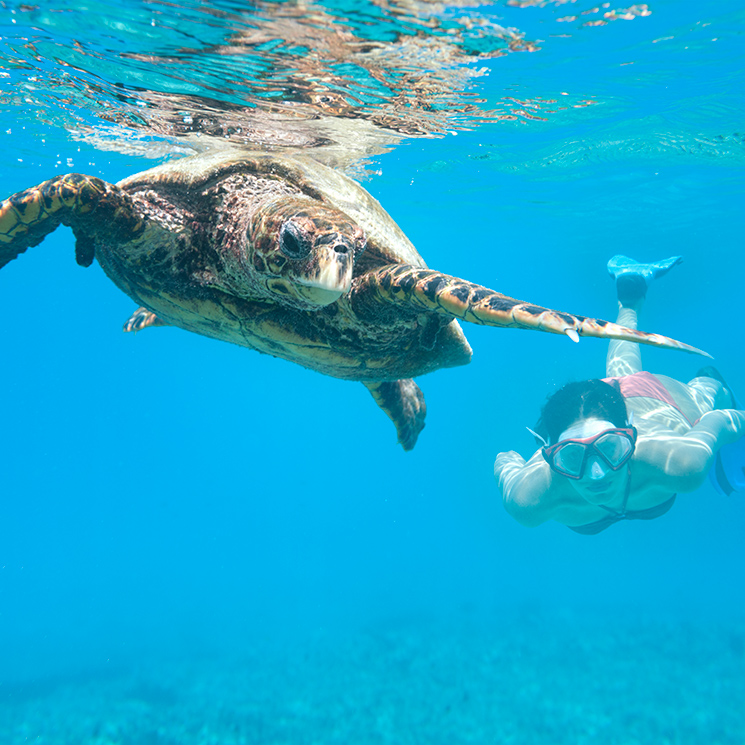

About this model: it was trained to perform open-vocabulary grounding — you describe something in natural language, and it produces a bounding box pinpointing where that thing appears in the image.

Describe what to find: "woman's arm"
[494,450,557,527]
[638,409,745,493]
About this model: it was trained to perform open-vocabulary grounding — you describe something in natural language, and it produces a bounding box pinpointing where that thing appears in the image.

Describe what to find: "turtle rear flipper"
[354,264,709,357]
[364,379,426,451]
[0,174,144,270]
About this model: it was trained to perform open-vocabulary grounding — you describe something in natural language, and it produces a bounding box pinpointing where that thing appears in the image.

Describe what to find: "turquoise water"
[1,1,744,742]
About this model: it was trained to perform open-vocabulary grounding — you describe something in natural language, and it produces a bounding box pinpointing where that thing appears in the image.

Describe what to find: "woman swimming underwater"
[494,256,745,534]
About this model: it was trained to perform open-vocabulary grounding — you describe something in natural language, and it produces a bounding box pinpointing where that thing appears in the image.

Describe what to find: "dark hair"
[535,379,629,445]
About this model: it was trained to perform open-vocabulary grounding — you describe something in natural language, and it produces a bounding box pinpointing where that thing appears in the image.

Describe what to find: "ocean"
[1,0,744,742]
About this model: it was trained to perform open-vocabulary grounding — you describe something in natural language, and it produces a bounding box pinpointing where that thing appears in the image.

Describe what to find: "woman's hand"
[493,450,527,479]
[494,450,555,526]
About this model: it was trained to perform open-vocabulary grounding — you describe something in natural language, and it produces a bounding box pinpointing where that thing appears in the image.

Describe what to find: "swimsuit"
[569,372,681,534]
[568,494,677,535]
[602,370,694,425]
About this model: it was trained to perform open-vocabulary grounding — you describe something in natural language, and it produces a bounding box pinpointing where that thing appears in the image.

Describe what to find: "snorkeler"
[494,255,745,534]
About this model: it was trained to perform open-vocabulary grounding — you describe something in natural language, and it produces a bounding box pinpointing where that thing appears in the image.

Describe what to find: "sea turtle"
[0,149,704,449]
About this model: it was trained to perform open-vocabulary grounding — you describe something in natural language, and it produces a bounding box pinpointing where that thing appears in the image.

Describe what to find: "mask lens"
[594,432,633,467]
[552,442,587,477]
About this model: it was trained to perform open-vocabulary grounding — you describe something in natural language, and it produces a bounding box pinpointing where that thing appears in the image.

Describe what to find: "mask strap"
[526,426,549,447]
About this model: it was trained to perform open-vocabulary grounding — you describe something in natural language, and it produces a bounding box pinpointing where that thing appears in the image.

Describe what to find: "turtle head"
[247,196,366,308]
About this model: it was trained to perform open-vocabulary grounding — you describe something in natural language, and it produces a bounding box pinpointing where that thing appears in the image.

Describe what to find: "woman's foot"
[607,255,683,306]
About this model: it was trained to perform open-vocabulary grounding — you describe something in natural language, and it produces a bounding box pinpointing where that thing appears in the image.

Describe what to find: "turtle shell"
[117,148,427,272]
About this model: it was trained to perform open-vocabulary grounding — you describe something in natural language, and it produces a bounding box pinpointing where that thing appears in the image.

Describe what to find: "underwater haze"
[1,0,744,742]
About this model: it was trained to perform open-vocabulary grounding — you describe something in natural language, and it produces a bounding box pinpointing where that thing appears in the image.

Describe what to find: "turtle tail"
[0,174,144,270]
[355,265,710,357]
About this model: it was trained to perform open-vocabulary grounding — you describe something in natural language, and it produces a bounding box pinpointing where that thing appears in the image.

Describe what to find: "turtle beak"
[293,237,355,306]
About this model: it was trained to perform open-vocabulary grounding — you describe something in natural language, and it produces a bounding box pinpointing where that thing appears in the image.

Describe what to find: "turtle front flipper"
[352,265,709,357]
[364,379,426,451]
[0,174,144,270]
[123,307,169,333]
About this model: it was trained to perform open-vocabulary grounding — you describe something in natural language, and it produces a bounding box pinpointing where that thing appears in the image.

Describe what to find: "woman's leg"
[606,301,643,378]
[604,255,683,379]
[654,373,729,425]
[686,367,734,414]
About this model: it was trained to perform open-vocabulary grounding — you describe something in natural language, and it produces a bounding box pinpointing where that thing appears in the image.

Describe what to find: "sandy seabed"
[2,612,744,745]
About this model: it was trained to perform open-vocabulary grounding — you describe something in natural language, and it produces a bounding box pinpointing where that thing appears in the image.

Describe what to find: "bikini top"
[567,495,677,535]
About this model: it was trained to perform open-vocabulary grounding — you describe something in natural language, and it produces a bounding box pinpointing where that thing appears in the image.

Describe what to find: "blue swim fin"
[607,255,683,304]
[710,437,745,496]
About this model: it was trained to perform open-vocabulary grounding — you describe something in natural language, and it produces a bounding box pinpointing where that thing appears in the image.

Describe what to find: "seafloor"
[2,612,743,745]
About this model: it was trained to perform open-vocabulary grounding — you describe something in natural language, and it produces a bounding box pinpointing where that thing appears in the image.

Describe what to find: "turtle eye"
[279,221,313,259]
